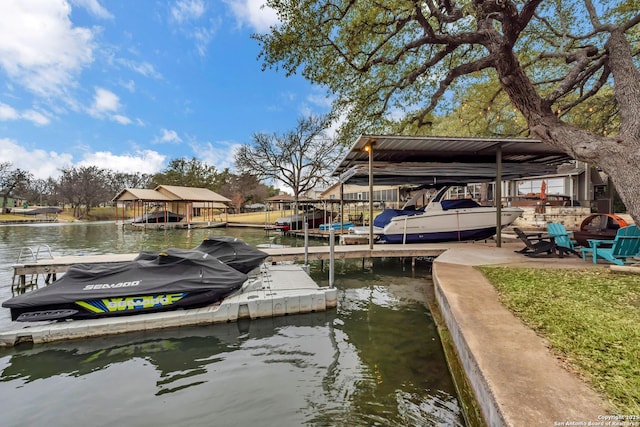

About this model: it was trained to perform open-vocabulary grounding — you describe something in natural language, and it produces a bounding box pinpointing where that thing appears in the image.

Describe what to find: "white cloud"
[226,0,279,32]
[191,139,241,171]
[116,58,162,79]
[0,0,95,97]
[78,150,166,174]
[0,102,51,125]
[0,103,19,121]
[306,92,332,109]
[88,87,131,124]
[169,0,219,57]
[22,109,51,126]
[0,138,166,179]
[91,87,120,113]
[192,26,216,57]
[170,0,205,23]
[112,114,132,125]
[69,0,112,19]
[385,107,406,121]
[157,129,183,143]
[120,79,136,92]
[325,113,344,140]
[0,137,73,179]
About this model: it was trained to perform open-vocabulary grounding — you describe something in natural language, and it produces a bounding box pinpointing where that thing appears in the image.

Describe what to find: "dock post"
[304,222,309,264]
[298,223,310,273]
[329,228,335,288]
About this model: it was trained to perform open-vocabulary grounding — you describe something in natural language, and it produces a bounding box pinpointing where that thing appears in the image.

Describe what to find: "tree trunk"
[490,30,640,225]
[534,124,640,226]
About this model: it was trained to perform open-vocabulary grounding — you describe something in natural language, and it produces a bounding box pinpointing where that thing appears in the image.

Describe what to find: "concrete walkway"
[433,242,609,426]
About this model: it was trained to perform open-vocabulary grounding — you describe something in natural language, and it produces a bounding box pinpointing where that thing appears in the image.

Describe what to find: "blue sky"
[0,0,332,180]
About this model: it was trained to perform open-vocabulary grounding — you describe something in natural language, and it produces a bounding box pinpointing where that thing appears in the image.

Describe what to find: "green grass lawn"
[479,266,640,413]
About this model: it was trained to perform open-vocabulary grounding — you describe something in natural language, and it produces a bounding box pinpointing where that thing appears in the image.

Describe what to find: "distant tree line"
[2,114,345,218]
[0,159,278,219]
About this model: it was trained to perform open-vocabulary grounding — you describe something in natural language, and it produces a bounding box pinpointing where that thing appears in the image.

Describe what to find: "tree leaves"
[257,0,640,225]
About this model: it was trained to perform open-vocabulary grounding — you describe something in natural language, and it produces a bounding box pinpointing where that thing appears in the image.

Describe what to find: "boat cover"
[193,236,268,273]
[3,250,248,321]
[373,208,424,228]
[136,236,268,274]
[440,199,481,210]
[132,210,184,223]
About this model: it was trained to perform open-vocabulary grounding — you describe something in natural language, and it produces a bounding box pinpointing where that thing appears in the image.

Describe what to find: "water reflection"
[0,283,463,426]
[1,312,334,394]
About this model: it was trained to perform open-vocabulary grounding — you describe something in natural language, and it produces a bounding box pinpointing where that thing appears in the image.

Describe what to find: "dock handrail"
[12,244,54,291]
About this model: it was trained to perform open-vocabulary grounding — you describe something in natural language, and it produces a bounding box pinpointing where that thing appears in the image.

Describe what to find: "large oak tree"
[151,157,223,190]
[58,166,111,218]
[255,1,640,224]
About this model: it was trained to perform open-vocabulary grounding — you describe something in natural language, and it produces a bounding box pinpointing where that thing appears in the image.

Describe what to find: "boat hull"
[349,226,384,235]
[383,225,500,243]
[381,207,523,243]
[7,289,231,322]
[319,222,355,231]
[273,210,333,231]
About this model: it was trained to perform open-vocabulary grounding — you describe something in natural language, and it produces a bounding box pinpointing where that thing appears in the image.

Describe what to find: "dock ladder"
[12,245,54,292]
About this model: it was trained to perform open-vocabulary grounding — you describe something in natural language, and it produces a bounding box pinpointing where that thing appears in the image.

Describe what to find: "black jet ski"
[136,236,269,274]
[3,249,248,322]
[193,236,269,273]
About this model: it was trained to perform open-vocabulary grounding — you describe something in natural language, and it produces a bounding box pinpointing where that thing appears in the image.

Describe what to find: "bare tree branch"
[235,115,344,200]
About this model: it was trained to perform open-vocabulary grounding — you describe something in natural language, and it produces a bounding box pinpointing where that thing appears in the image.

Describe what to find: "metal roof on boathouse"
[333,135,572,186]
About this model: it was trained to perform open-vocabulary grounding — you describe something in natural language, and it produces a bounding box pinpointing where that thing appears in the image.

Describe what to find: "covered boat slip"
[113,185,231,228]
[0,263,337,347]
[332,135,573,247]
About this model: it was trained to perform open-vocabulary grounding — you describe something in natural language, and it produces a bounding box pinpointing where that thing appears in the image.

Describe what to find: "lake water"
[0,222,464,426]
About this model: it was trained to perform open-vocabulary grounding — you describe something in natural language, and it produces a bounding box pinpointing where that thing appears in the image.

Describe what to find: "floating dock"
[3,243,454,347]
[11,244,450,285]
[0,263,337,347]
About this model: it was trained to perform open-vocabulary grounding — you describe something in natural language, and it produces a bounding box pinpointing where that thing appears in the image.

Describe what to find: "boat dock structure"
[4,240,616,424]
[1,262,338,347]
[4,243,450,348]
[10,243,449,289]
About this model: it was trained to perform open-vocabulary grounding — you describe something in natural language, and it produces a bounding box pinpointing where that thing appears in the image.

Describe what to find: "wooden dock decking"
[263,243,449,262]
[11,243,452,283]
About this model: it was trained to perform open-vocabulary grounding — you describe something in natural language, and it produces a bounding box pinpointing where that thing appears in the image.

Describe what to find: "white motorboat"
[366,187,523,243]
